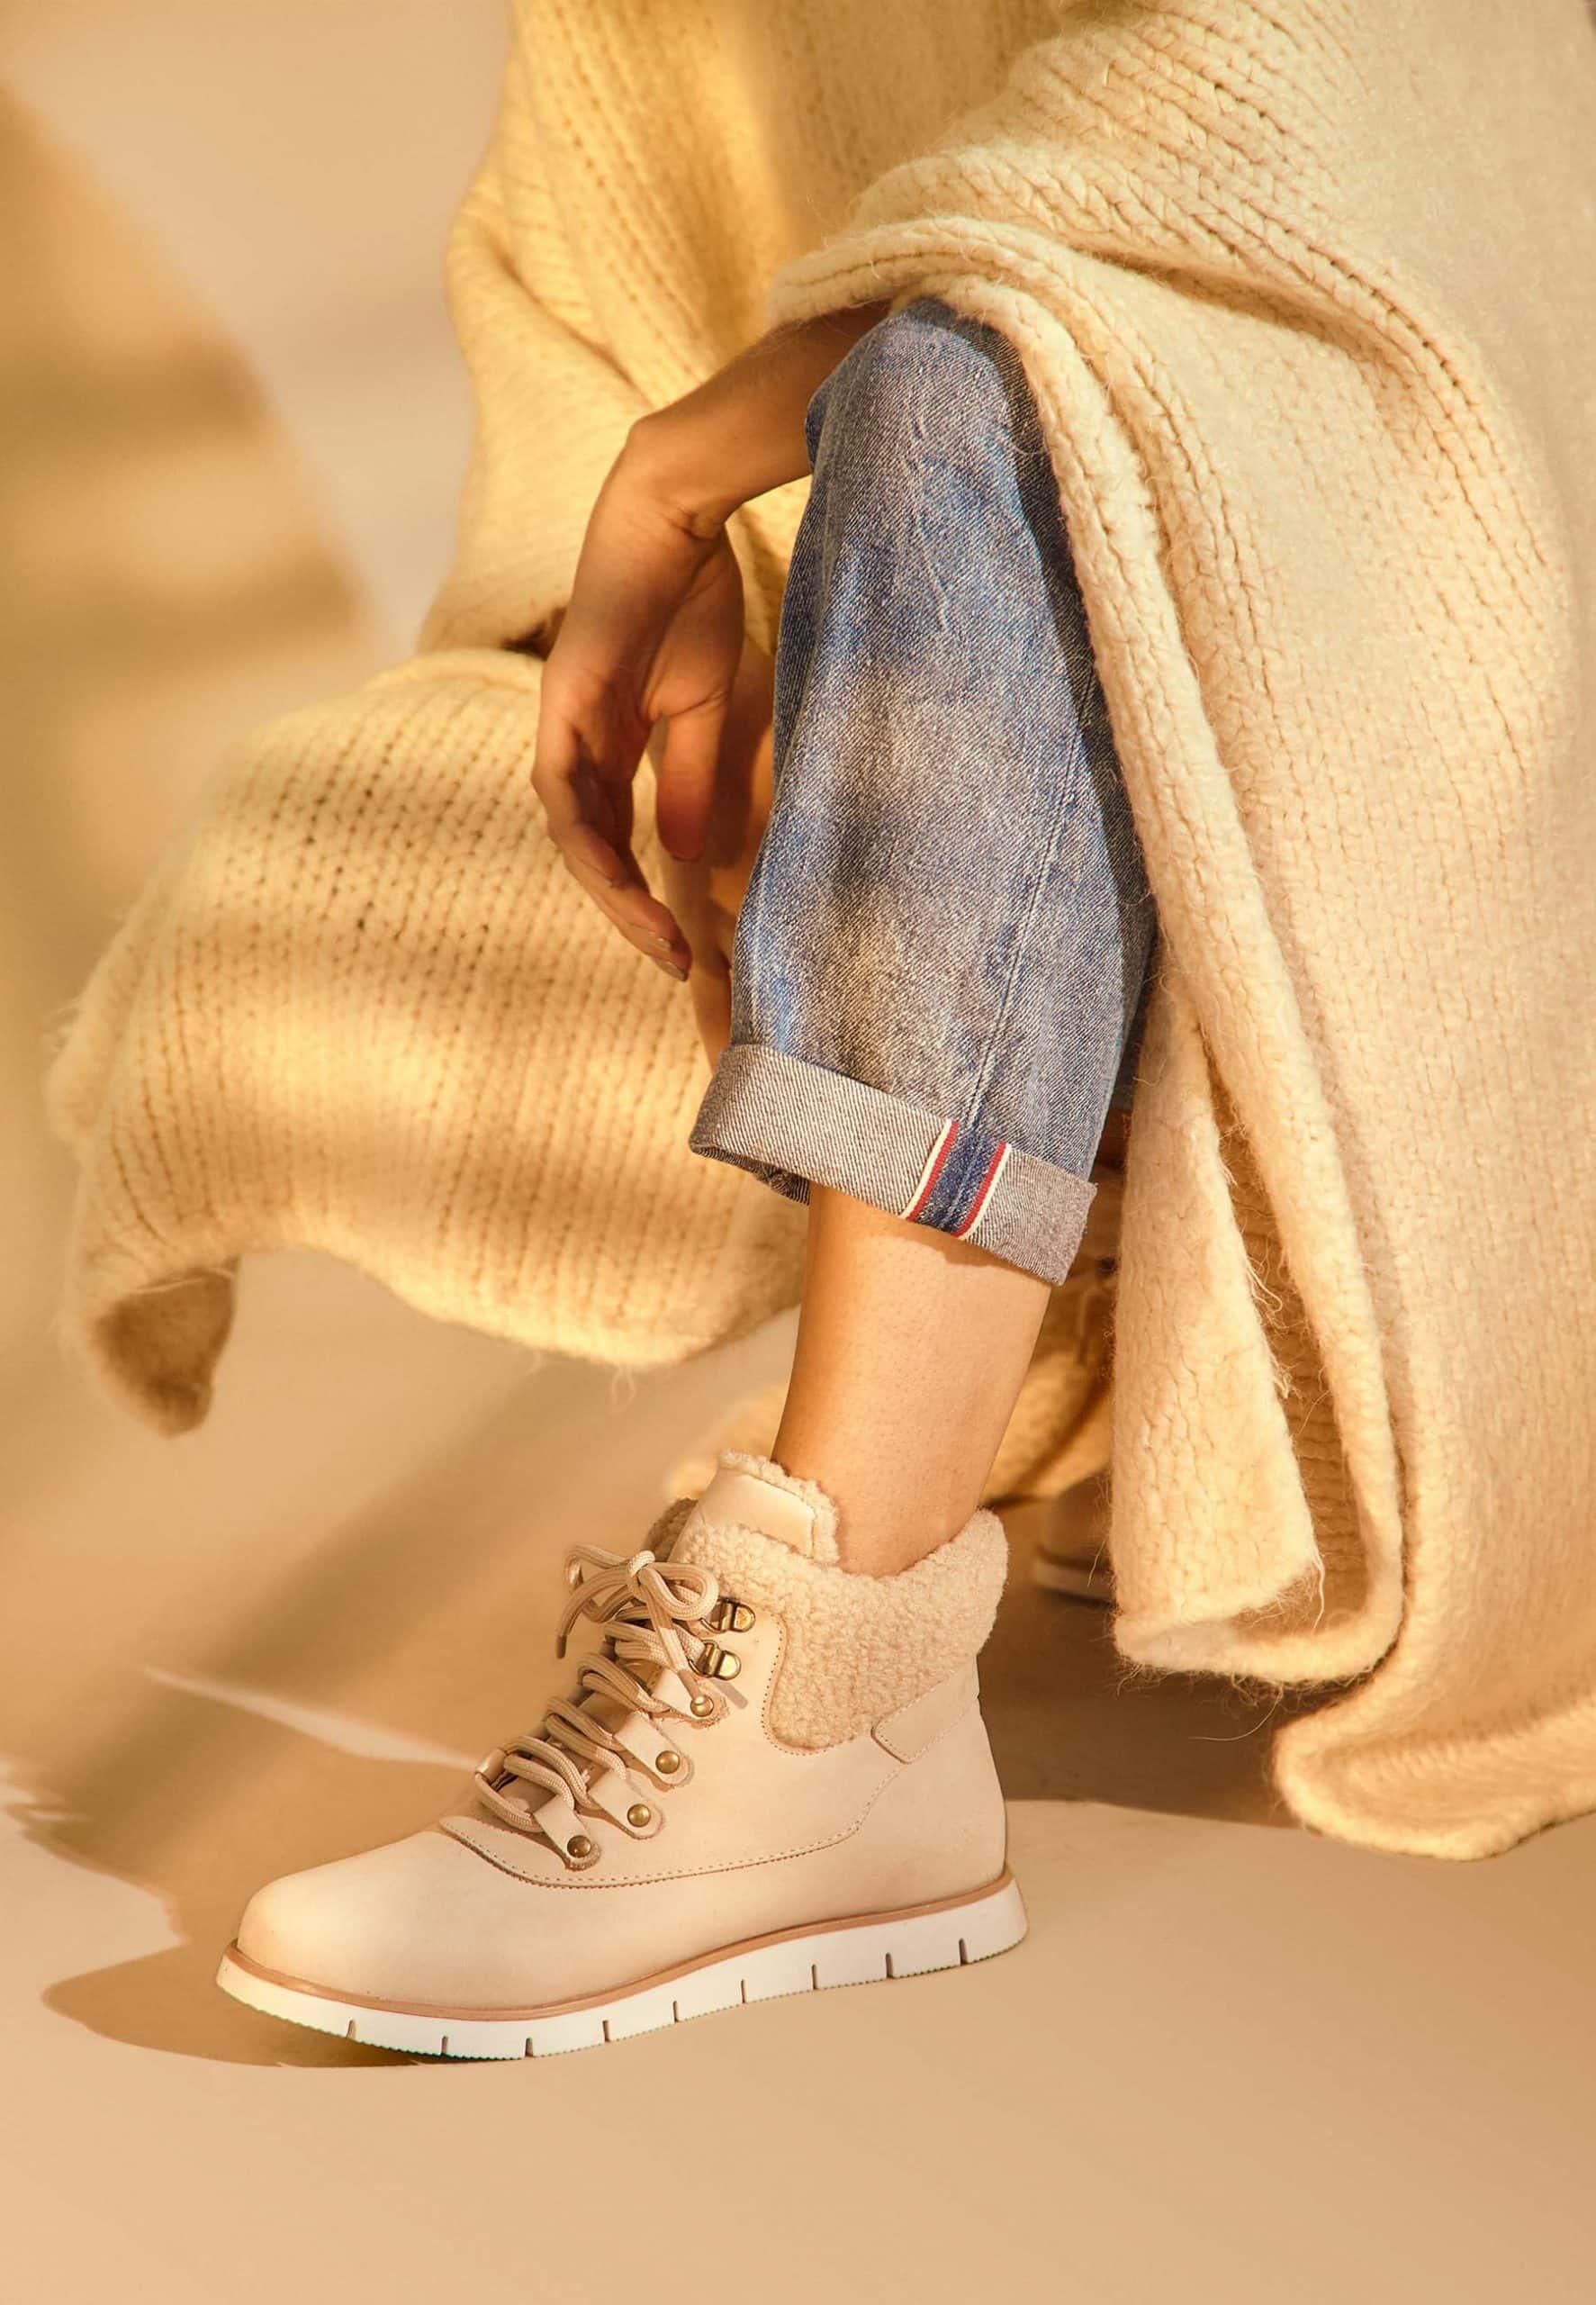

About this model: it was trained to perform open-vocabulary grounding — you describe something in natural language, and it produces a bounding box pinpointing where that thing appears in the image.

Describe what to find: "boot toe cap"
[235,1826,527,2006]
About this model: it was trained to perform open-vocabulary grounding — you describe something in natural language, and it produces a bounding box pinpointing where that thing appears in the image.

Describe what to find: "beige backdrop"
[4,8,1595,2301]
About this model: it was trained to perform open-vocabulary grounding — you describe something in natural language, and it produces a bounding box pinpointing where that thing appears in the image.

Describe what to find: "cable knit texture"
[663,1470,1009,1751]
[41,2,1596,1858]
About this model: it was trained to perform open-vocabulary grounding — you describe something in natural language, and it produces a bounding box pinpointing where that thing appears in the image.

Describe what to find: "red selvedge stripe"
[951,1142,1011,1240]
[900,1120,957,1222]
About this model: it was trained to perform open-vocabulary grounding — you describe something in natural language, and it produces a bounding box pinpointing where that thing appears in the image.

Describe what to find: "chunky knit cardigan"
[46,0,1596,1859]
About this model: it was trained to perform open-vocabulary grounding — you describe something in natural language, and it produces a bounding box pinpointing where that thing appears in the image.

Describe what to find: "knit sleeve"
[759,21,1331,336]
[42,32,645,1207]
[419,31,647,655]
[756,37,1077,334]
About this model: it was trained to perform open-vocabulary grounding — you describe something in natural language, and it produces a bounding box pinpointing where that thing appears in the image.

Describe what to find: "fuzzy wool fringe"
[663,1457,1007,1750]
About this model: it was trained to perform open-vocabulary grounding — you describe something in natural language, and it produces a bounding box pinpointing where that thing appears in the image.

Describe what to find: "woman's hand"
[532,432,745,978]
[531,301,888,983]
[654,635,775,1062]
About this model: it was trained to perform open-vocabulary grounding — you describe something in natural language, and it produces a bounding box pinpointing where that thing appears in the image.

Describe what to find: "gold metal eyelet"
[698,1641,742,1680]
[707,1596,756,1633]
[567,1835,595,1860]
[627,1803,652,1828]
[690,1694,716,1719]
[654,1749,683,1776]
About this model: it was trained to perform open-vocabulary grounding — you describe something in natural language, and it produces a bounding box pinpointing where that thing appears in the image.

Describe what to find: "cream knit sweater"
[47,1,1596,1859]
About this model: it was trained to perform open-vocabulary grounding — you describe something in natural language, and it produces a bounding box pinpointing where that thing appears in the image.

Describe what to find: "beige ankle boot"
[217,1454,1024,2059]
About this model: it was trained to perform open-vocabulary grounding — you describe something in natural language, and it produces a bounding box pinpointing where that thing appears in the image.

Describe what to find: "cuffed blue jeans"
[690,297,1158,1286]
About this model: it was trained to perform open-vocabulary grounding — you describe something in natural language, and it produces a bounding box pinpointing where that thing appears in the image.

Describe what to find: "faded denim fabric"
[690,296,1157,1285]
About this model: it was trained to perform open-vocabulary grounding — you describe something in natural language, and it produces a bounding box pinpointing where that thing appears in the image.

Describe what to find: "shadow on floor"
[983,1501,1312,1821]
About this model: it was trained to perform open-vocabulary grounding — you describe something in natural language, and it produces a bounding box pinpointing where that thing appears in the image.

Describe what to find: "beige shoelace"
[473,1545,726,1845]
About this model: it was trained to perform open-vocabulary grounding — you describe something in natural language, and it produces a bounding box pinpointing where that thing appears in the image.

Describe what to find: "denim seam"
[741,487,829,1051]
[959,716,1093,1145]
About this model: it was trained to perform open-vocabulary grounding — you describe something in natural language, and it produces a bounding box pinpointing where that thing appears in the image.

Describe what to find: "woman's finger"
[532,713,621,868]
[533,695,691,971]
[558,848,690,976]
[654,697,730,864]
[687,946,732,1064]
[532,698,661,908]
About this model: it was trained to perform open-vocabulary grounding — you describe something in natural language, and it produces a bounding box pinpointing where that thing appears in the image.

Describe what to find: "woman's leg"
[775,1192,1050,1575]
[220,300,1159,2060]
[693,297,1157,1575]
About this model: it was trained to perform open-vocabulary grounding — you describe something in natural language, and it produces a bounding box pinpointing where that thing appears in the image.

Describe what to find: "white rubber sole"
[216,1873,1027,2061]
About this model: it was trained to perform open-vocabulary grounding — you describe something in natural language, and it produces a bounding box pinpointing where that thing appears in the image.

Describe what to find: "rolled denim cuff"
[690,1044,1096,1287]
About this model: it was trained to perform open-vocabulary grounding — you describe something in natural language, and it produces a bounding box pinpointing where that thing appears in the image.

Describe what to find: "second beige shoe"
[1031,1469,1114,1604]
[218,1454,1025,2058]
